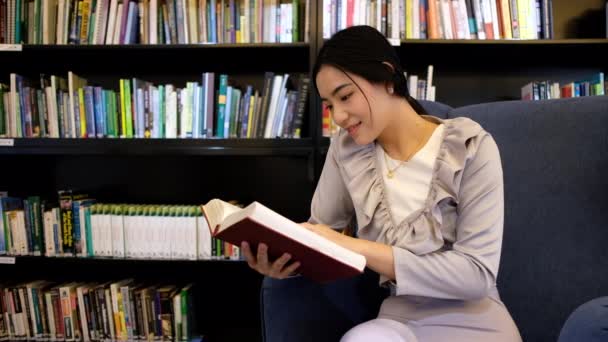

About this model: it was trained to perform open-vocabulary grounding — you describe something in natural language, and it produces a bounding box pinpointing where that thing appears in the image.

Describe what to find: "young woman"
[241,25,522,341]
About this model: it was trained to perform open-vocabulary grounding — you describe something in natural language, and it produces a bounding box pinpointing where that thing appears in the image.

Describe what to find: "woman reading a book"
[241,25,522,341]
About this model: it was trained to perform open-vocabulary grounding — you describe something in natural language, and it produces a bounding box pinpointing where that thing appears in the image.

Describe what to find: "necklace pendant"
[387,170,394,179]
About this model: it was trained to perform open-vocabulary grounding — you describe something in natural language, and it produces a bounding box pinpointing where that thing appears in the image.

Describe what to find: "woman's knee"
[340,318,417,342]
[558,296,608,342]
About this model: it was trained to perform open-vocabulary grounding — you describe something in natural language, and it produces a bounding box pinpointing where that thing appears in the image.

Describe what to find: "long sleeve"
[391,134,504,300]
[308,139,355,230]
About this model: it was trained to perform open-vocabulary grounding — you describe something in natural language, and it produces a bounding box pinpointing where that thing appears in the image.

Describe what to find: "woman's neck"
[377,101,438,161]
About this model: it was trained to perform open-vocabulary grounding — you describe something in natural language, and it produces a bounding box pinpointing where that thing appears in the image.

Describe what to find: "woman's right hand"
[241,241,301,279]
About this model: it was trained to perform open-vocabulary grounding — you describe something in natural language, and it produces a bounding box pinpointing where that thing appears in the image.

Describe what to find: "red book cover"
[202,200,366,284]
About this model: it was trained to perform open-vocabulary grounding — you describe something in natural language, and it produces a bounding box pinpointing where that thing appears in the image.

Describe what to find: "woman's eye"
[341,93,352,101]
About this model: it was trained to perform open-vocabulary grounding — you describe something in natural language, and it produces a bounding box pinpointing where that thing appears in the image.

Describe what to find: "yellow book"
[119,79,127,137]
[246,91,256,137]
[80,0,91,44]
[78,88,86,137]
[406,0,413,39]
[500,0,512,39]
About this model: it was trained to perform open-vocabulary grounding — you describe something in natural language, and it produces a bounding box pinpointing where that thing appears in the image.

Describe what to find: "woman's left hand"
[300,222,351,248]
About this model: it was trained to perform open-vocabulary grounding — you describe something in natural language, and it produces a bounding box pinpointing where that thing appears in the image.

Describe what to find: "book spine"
[58,191,74,256]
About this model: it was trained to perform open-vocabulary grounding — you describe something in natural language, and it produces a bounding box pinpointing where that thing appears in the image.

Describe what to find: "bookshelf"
[1,0,607,341]
[392,38,608,106]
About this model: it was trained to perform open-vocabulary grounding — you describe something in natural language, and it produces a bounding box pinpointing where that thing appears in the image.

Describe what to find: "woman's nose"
[331,107,348,127]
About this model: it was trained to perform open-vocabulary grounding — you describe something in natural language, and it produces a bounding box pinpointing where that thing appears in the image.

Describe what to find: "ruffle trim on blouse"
[335,115,485,255]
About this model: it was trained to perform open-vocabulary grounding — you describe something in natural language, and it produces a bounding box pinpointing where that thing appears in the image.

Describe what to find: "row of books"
[323,0,553,40]
[521,73,606,100]
[0,0,311,45]
[0,280,200,341]
[0,192,243,260]
[0,71,310,139]
[322,65,435,137]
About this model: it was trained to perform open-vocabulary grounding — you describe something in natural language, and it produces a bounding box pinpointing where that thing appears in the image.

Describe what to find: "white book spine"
[489,0,499,38]
[112,211,125,258]
[56,0,66,44]
[105,288,115,340]
[44,211,55,256]
[167,87,177,138]
[150,0,158,43]
[77,288,90,341]
[425,65,434,100]
[45,292,56,340]
[161,213,170,259]
[138,210,146,258]
[113,3,123,44]
[197,214,210,259]
[188,213,197,260]
[105,0,118,44]
[441,0,453,39]
[92,209,100,257]
[412,0,419,39]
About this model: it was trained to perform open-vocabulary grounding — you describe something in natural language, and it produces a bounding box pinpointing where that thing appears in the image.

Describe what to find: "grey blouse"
[308,114,505,302]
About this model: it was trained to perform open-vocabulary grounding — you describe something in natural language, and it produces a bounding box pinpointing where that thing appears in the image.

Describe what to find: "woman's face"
[316,64,393,145]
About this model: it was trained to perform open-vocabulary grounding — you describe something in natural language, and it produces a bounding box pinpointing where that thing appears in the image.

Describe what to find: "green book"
[85,204,94,257]
[215,74,228,137]
[125,80,133,138]
[230,87,241,138]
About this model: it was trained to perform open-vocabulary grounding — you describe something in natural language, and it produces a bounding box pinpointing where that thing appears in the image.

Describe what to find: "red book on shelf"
[200,199,366,284]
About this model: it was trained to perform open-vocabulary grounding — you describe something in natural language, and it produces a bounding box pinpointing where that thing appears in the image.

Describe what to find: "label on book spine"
[0,257,16,264]
[0,44,23,51]
[0,139,14,146]
[387,38,401,46]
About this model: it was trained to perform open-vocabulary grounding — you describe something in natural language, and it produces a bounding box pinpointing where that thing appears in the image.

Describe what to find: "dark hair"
[312,25,427,115]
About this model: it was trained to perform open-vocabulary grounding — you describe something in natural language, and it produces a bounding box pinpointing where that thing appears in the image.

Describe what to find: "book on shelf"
[0,280,201,342]
[0,0,310,44]
[200,198,367,283]
[0,72,310,139]
[322,0,554,40]
[521,72,606,100]
[0,191,240,260]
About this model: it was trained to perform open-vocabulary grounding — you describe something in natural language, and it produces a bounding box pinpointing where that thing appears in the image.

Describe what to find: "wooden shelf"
[395,39,608,68]
[0,138,315,156]
[398,38,608,44]
[0,43,312,75]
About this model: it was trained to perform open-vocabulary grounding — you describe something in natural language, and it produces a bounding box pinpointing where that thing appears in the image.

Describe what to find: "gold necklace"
[383,133,427,179]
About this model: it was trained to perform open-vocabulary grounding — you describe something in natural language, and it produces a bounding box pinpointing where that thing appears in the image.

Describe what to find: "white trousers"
[341,295,522,342]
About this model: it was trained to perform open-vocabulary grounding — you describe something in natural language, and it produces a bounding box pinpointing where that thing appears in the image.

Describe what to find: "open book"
[200,199,366,283]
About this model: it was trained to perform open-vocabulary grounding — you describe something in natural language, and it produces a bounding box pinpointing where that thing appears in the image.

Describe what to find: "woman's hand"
[241,241,301,279]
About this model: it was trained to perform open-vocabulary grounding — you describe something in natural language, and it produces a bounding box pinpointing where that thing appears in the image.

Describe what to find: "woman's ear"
[382,62,397,95]
[386,84,394,95]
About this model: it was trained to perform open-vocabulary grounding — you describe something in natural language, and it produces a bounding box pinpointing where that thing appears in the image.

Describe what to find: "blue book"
[73,90,81,137]
[94,87,105,137]
[84,87,97,137]
[73,198,95,257]
[210,0,217,42]
[224,87,232,138]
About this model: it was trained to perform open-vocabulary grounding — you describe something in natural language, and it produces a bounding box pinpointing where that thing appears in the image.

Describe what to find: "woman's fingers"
[256,243,270,273]
[241,241,257,269]
[271,253,292,275]
[280,261,301,278]
[241,242,301,279]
